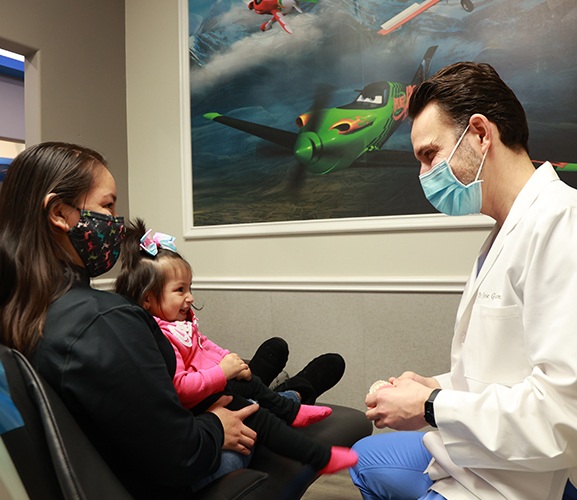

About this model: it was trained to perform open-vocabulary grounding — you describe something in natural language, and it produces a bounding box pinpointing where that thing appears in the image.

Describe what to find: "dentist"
[351,61,577,500]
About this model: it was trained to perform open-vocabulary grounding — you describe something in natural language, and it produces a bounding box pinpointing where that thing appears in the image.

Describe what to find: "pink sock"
[291,404,332,428]
[318,446,359,475]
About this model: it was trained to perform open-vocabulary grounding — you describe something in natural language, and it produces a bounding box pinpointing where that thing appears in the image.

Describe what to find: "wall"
[0,74,24,142]
[0,0,129,219]
[125,0,492,408]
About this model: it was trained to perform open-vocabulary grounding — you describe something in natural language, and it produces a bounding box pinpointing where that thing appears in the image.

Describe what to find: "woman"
[0,142,258,499]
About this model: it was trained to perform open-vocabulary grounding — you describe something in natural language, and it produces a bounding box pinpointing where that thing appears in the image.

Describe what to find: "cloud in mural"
[190,13,323,96]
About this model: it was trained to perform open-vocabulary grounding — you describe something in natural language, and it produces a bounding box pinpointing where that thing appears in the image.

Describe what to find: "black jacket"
[31,270,224,499]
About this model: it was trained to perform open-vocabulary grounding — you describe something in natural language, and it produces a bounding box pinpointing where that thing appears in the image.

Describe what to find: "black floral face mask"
[68,209,125,277]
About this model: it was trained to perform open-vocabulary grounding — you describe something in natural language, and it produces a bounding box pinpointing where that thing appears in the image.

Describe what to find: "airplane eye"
[296,113,310,128]
[330,117,373,135]
[334,123,351,132]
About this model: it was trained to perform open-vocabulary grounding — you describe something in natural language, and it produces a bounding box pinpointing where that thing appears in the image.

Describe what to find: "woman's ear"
[44,193,74,232]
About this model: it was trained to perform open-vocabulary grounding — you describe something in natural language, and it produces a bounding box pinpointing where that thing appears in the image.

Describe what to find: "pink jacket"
[154,312,230,408]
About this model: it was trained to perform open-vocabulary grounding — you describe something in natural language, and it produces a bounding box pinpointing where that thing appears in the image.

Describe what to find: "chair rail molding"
[93,275,466,293]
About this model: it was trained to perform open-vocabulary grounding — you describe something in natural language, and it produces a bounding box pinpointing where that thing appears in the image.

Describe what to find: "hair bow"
[140,229,177,256]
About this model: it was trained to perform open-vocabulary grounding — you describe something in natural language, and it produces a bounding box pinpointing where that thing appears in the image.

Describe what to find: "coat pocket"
[462,304,531,386]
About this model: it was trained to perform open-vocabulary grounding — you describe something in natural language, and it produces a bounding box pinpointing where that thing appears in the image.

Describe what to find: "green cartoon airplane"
[204,46,438,182]
[204,44,577,186]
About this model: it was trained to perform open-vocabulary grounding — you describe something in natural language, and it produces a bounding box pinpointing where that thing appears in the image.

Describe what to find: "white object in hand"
[369,380,392,394]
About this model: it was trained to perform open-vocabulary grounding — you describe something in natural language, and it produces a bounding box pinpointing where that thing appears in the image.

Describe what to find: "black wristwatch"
[424,388,441,428]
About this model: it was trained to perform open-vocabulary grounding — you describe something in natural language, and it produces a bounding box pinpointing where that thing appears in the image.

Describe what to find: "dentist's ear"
[468,114,493,155]
[44,193,73,232]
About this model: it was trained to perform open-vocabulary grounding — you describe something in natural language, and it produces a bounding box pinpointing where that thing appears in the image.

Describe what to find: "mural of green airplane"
[534,161,577,172]
[204,43,577,182]
[204,45,439,180]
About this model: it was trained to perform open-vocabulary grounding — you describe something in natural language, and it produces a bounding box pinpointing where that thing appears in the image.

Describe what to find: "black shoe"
[249,337,289,387]
[274,376,316,404]
[277,353,345,404]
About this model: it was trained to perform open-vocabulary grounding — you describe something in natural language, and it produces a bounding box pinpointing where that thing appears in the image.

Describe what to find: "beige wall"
[0,0,129,219]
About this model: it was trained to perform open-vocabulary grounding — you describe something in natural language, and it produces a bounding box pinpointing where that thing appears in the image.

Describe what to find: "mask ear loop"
[474,149,489,182]
[447,124,471,163]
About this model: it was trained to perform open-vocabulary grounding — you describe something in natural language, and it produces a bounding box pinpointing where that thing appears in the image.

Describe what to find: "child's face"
[146,261,194,322]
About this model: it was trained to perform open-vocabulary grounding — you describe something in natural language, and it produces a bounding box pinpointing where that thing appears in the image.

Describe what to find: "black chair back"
[0,344,132,500]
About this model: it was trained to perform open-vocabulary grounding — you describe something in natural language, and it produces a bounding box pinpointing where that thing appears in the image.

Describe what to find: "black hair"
[0,142,108,354]
[408,61,529,154]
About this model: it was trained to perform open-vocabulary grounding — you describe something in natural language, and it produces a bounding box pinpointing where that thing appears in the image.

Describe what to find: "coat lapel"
[453,163,556,338]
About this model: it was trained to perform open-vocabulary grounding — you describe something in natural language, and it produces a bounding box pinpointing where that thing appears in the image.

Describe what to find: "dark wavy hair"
[408,61,529,154]
[115,218,191,308]
[0,142,107,354]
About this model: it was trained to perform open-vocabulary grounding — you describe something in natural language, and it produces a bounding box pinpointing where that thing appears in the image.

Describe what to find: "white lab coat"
[424,163,577,499]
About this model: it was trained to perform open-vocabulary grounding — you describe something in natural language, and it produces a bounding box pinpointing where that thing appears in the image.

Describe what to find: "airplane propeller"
[289,83,335,194]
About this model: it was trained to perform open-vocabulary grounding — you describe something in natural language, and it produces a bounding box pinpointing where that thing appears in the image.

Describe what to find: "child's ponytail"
[115,218,157,306]
[118,217,149,271]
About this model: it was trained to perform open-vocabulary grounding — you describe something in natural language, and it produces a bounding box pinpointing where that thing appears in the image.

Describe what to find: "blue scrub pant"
[350,431,445,500]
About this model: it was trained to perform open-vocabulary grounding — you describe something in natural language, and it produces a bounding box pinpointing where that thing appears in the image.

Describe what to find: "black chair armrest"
[194,469,269,500]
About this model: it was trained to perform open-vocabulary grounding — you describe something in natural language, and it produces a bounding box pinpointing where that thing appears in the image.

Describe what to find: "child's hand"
[220,353,251,380]
[235,367,252,381]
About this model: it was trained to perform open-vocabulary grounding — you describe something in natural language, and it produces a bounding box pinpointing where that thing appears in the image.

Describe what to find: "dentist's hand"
[365,376,438,430]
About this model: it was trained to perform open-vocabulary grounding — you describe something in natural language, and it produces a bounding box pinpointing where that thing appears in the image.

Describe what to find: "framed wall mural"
[188,0,577,235]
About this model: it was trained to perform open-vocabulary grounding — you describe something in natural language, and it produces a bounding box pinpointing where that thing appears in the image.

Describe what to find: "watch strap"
[424,388,441,428]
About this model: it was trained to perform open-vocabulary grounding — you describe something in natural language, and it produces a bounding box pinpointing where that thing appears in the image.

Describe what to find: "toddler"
[115,219,358,475]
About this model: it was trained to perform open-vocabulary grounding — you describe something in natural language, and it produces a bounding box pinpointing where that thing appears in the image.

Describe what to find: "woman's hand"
[207,396,258,455]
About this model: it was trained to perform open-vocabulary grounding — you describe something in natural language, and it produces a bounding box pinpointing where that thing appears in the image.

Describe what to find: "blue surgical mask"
[419,125,487,216]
